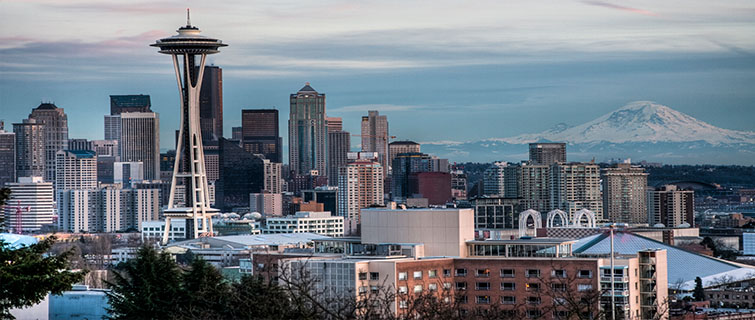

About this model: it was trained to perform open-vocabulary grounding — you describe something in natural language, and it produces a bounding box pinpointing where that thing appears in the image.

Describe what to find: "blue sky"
[1,0,754,157]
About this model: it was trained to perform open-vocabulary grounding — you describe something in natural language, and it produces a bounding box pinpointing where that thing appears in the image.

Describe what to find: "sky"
[1,0,754,160]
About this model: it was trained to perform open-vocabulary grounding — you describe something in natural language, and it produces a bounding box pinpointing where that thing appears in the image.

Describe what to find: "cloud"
[582,1,658,16]
[330,104,425,113]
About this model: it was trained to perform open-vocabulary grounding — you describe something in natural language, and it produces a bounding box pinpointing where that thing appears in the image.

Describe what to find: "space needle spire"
[151,11,227,244]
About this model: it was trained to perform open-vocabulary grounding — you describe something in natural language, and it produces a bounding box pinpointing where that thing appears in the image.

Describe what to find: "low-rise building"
[264,211,344,237]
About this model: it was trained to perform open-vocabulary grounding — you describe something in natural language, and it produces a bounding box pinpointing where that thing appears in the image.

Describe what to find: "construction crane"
[7,201,30,234]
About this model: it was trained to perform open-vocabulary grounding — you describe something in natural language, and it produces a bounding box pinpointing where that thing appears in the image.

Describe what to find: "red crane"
[7,201,30,234]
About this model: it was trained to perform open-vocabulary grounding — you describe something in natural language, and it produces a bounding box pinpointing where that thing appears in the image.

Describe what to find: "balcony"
[600,276,629,283]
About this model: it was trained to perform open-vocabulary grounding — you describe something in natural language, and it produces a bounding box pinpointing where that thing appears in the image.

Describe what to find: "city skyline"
[1,1,754,165]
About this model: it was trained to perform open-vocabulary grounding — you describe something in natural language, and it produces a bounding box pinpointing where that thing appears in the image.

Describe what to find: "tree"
[0,188,10,206]
[693,277,706,301]
[227,275,305,320]
[106,245,183,319]
[176,258,232,320]
[0,236,86,319]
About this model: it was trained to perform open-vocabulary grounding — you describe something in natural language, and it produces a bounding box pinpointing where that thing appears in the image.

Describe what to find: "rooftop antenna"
[186,8,191,26]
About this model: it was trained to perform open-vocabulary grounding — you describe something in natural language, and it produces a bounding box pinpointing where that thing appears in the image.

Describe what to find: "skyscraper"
[289,83,327,176]
[104,115,122,141]
[647,185,694,227]
[550,162,603,220]
[3,177,54,233]
[602,162,648,224]
[0,126,15,187]
[199,65,223,142]
[120,112,160,180]
[337,152,384,235]
[327,130,350,186]
[216,138,264,211]
[529,142,566,165]
[483,161,507,196]
[67,139,91,151]
[55,150,97,191]
[388,141,420,169]
[28,102,68,184]
[326,117,343,132]
[361,110,389,174]
[152,11,225,242]
[13,119,45,179]
[241,109,282,162]
[110,94,151,115]
[391,152,448,200]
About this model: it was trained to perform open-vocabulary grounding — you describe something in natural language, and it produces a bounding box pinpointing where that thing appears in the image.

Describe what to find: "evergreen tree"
[0,236,86,319]
[106,245,182,319]
[229,275,311,320]
[693,277,706,301]
[178,257,232,319]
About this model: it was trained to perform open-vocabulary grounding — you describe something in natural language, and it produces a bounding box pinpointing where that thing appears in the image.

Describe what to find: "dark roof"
[298,84,317,92]
[110,95,151,108]
[389,140,419,145]
[65,150,96,158]
[35,103,57,110]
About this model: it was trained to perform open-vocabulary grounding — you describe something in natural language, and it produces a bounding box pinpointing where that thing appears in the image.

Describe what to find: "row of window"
[455,281,592,292]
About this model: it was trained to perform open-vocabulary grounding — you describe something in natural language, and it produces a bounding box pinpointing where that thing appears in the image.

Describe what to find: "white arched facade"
[546,209,569,228]
[571,208,596,228]
[518,209,542,238]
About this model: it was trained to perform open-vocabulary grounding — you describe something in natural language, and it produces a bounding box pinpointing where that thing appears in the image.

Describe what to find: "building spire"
[186,8,191,26]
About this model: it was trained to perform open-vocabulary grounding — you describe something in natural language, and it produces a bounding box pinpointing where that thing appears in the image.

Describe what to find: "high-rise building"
[327,130,350,186]
[104,115,121,141]
[0,127,15,187]
[241,109,282,162]
[408,171,452,205]
[216,138,265,211]
[303,186,338,216]
[388,141,420,169]
[199,65,223,142]
[602,162,648,224]
[91,140,119,158]
[3,177,54,233]
[55,150,97,191]
[231,126,242,141]
[550,162,603,221]
[471,197,523,229]
[13,119,45,179]
[114,162,144,186]
[289,83,327,176]
[58,187,160,233]
[337,152,384,235]
[360,111,389,174]
[483,161,507,196]
[67,139,91,151]
[517,163,551,213]
[119,112,160,180]
[391,152,448,200]
[450,169,467,200]
[326,117,343,132]
[250,193,283,217]
[647,185,694,227]
[529,142,566,165]
[110,94,151,115]
[263,159,282,194]
[28,102,68,184]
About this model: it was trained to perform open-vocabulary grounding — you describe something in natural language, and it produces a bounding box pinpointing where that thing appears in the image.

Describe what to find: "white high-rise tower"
[151,10,227,243]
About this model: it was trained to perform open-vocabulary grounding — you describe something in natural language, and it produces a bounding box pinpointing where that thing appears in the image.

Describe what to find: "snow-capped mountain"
[422,101,755,164]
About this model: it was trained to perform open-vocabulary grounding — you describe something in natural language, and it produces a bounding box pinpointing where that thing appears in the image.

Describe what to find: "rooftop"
[34,102,57,110]
[63,149,96,158]
[109,95,151,108]
[298,83,317,92]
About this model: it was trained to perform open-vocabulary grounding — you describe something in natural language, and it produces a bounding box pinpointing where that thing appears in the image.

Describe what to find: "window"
[527,296,541,305]
[526,283,540,291]
[359,272,368,280]
[413,271,423,279]
[399,300,408,309]
[398,286,408,294]
[526,269,540,278]
[476,269,491,277]
[527,309,542,318]
[414,285,423,293]
[552,283,567,291]
[501,269,515,278]
[459,296,468,304]
[476,296,491,304]
[455,268,467,277]
[443,269,452,277]
[398,272,407,281]
[578,270,592,278]
[456,282,467,290]
[429,269,438,278]
[370,272,380,281]
[359,286,367,294]
[501,282,516,291]
[371,286,379,294]
[476,282,491,291]
[428,283,438,291]
[578,284,593,292]
[443,282,452,289]
[554,310,570,319]
[501,296,516,305]
[552,269,566,278]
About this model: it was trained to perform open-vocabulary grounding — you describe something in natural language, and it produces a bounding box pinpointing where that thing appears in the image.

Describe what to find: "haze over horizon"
[2,0,754,163]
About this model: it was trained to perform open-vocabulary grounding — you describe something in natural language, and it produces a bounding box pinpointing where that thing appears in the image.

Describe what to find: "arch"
[518,209,542,238]
[546,209,569,228]
[572,208,596,228]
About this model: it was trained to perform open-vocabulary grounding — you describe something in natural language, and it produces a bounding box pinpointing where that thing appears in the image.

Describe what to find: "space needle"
[151,10,227,244]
